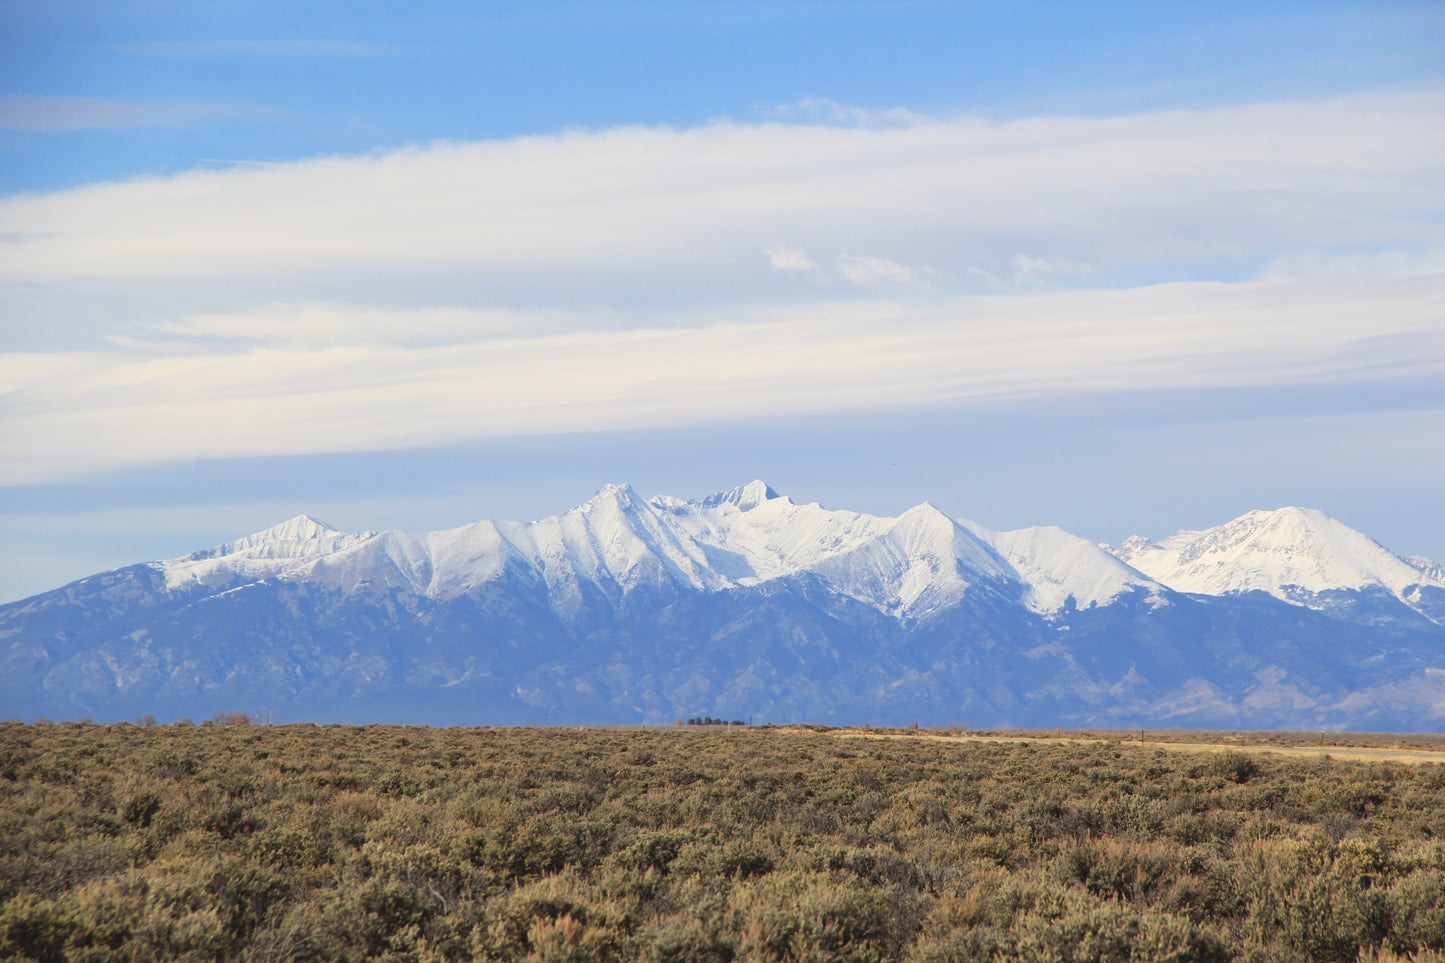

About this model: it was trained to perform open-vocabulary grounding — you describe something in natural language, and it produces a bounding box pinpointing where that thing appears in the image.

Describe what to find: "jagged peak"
[1112,534,1162,563]
[993,524,1167,614]
[184,514,350,562]
[899,500,947,517]
[1113,508,1344,560]
[893,502,961,530]
[1174,506,1367,561]
[700,479,782,512]
[251,514,342,541]
[1229,506,1332,532]
[895,505,1005,551]
[1406,555,1445,582]
[574,483,642,513]
[1111,504,1445,613]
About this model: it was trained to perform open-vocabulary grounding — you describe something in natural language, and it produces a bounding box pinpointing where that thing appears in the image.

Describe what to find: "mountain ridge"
[4,482,1443,728]
[160,483,1444,625]
[1110,505,1445,623]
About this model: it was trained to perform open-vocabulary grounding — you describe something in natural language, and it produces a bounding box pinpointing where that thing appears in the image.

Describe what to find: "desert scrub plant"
[3,721,1445,961]
[730,869,924,963]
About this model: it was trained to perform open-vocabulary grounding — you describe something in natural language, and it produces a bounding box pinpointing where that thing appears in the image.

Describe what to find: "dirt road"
[788,727,1445,766]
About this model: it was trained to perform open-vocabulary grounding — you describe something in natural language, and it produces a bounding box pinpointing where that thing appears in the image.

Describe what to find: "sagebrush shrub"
[3,721,1444,962]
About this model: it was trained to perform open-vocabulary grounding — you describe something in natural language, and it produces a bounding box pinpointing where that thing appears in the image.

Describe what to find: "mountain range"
[4,481,1443,729]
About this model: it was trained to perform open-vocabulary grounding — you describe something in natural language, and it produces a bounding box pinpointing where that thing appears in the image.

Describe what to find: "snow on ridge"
[422,520,521,597]
[163,514,378,590]
[148,487,1435,623]
[187,513,347,559]
[1112,506,1445,618]
[481,482,727,609]
[991,525,1165,614]
[893,503,1013,581]
[1114,534,1165,563]
[562,482,728,594]
[579,481,640,510]
[150,484,1122,617]
[789,502,1003,618]
[699,479,782,512]
[885,504,1016,616]
[1406,555,1445,584]
[694,492,896,584]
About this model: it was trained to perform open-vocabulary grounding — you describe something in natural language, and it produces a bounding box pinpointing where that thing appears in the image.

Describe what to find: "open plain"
[3,721,1445,961]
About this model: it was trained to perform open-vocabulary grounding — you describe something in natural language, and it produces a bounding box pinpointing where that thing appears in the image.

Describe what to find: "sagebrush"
[2,722,1444,962]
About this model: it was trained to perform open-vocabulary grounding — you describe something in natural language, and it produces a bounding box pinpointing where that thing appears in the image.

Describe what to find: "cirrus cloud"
[1,87,1440,301]
[3,269,1441,485]
[2,87,1444,488]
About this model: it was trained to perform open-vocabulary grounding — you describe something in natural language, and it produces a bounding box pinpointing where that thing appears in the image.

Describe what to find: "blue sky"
[2,0,1443,602]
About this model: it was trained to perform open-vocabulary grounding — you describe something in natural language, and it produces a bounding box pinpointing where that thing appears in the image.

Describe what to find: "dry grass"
[3,721,1444,961]
[804,726,1445,766]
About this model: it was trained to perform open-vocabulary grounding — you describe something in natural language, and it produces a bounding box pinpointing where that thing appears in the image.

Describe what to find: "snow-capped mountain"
[158,480,1152,621]
[1113,506,1445,625]
[4,484,1443,730]
[993,525,1163,615]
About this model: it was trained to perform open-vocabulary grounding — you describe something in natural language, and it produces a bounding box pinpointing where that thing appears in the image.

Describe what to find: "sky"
[1,0,1443,603]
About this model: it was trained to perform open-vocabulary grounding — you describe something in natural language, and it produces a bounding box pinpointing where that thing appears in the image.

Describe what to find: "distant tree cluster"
[684,716,745,726]
[130,710,250,728]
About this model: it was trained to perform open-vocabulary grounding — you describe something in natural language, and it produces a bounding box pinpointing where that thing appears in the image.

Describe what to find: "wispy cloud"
[115,301,578,350]
[3,270,1441,485]
[2,87,1444,487]
[764,246,817,273]
[0,96,284,132]
[2,88,1438,296]
[838,254,922,286]
[110,39,406,58]
[757,96,930,128]
[1009,253,1094,284]
[1260,248,1445,281]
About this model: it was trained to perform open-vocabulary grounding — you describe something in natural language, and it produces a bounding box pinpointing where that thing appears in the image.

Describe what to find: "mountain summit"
[3,486,1442,729]
[700,479,781,511]
[1113,507,1445,623]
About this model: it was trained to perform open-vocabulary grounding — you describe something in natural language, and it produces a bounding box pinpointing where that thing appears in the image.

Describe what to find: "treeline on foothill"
[2,722,1445,962]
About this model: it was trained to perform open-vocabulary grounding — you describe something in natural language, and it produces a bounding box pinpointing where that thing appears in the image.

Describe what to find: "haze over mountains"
[3,482,1443,730]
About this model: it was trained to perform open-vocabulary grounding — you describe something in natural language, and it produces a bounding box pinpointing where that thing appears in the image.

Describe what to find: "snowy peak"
[186,514,351,561]
[233,513,341,545]
[1113,534,1163,564]
[890,503,1012,581]
[263,513,339,538]
[20,483,1445,733]
[681,494,894,584]
[142,488,1441,628]
[1406,555,1445,583]
[577,482,644,512]
[1114,506,1445,622]
[992,525,1166,615]
[700,479,782,512]
[163,514,376,591]
[510,482,731,606]
[778,502,1018,620]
